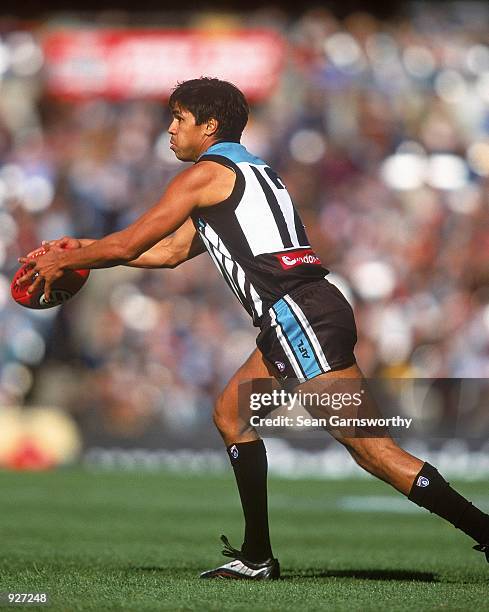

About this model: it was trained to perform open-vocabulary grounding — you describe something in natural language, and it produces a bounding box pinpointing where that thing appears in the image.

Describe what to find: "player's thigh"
[214,348,275,428]
[299,363,398,454]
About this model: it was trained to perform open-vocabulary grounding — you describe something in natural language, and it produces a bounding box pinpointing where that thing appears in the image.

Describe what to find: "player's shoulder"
[169,159,235,208]
[171,159,231,189]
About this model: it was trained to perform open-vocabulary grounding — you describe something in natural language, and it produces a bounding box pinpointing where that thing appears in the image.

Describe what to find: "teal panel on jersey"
[200,142,266,166]
[272,298,323,379]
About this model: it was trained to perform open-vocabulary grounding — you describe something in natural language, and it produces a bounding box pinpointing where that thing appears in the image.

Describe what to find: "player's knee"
[353,448,378,473]
[342,437,399,474]
[212,404,225,433]
[213,395,232,436]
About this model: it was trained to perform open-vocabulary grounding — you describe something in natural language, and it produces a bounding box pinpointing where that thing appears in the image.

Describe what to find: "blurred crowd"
[1,4,489,444]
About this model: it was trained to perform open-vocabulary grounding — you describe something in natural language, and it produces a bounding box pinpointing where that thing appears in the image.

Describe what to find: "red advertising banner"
[42,29,285,101]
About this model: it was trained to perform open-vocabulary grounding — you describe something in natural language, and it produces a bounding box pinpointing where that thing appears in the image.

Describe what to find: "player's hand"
[25,242,50,259]
[25,237,81,259]
[50,236,82,250]
[17,250,65,302]
[44,236,83,250]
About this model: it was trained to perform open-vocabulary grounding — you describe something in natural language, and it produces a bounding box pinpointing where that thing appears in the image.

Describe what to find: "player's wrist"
[57,249,77,271]
[78,238,95,248]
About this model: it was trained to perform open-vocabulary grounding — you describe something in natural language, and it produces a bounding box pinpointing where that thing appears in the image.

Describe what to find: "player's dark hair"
[169,77,249,142]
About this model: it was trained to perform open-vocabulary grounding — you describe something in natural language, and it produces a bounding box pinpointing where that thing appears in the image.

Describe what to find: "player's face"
[168,105,210,162]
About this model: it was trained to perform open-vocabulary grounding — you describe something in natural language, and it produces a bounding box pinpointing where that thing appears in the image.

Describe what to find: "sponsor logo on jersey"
[229,445,239,460]
[275,248,321,270]
[417,476,430,487]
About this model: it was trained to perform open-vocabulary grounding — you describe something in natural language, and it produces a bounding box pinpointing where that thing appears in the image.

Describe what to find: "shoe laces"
[220,534,245,561]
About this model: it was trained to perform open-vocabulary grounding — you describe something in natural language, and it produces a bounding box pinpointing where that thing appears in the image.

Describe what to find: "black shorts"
[256,279,357,382]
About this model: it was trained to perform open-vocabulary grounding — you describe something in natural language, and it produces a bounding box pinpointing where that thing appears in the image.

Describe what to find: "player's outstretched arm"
[17,162,229,299]
[39,219,204,269]
[125,218,205,268]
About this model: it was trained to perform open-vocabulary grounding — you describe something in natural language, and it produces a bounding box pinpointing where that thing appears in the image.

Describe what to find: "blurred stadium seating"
[1,4,489,470]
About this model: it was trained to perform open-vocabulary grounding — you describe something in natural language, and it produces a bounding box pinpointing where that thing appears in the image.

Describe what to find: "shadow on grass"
[283,568,437,582]
[132,566,437,582]
[131,566,199,575]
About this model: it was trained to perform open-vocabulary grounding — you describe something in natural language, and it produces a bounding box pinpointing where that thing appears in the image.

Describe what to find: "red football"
[11,247,90,309]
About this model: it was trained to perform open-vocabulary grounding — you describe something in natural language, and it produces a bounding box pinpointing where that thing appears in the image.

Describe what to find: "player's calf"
[408,462,489,557]
[339,436,423,495]
[341,436,489,559]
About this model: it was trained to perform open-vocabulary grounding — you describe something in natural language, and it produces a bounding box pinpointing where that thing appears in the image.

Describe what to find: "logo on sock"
[417,476,430,487]
[229,445,239,460]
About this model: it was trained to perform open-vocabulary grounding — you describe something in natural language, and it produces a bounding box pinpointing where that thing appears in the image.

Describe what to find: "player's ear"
[205,117,219,136]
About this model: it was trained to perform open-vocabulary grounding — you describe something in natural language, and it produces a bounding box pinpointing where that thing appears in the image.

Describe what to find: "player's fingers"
[17,273,33,286]
[43,269,64,301]
[18,257,36,266]
[27,274,42,295]
[43,279,51,302]
[16,265,38,286]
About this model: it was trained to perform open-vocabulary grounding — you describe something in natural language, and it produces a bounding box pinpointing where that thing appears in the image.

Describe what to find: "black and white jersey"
[192,142,328,326]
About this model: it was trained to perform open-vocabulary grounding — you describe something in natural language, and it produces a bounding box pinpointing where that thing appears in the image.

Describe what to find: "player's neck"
[198,139,241,158]
[194,137,218,161]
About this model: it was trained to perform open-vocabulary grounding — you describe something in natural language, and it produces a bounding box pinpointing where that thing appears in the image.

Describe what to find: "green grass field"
[0,469,488,611]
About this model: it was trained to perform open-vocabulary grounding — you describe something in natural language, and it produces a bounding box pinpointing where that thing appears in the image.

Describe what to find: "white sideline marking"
[337,495,489,514]
[338,496,422,514]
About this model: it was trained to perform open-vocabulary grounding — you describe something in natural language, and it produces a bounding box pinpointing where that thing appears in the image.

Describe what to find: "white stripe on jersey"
[200,222,233,257]
[270,245,312,253]
[259,166,300,246]
[236,265,246,298]
[234,260,263,320]
[236,164,288,256]
[249,284,263,318]
[269,308,305,380]
[200,222,263,321]
[283,294,331,372]
[223,257,245,305]
[201,232,245,307]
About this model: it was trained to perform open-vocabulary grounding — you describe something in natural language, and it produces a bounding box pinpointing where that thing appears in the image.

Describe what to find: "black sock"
[408,462,489,545]
[227,439,273,562]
